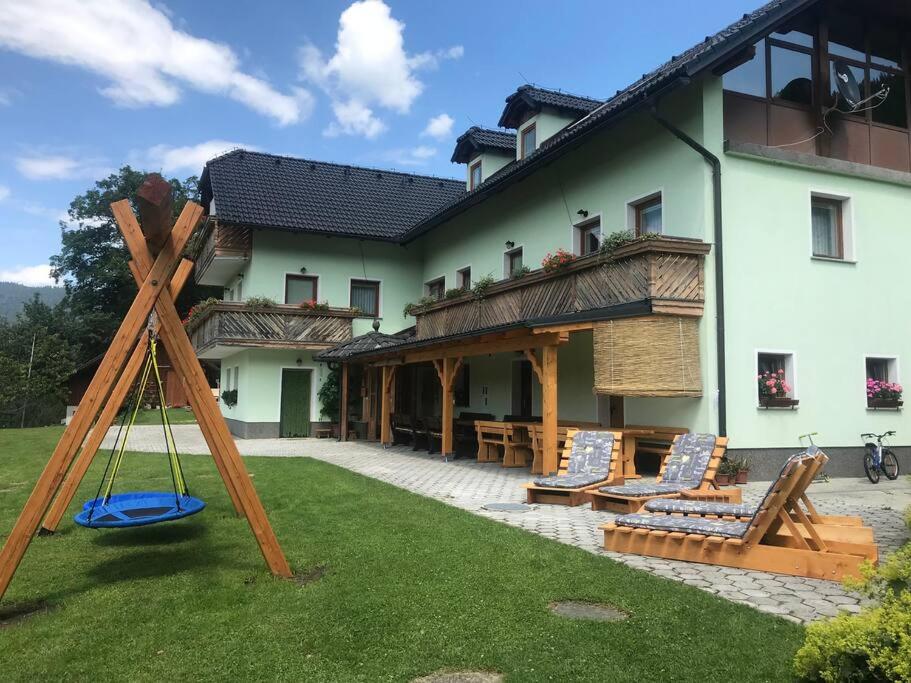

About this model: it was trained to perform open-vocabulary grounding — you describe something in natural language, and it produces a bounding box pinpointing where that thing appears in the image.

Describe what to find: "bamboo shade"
[593,316,702,397]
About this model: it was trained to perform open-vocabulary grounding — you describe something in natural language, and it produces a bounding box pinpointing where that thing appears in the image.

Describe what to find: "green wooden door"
[280,369,311,438]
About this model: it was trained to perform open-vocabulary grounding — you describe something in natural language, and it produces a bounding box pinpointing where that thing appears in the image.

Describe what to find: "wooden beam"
[440,357,461,459]
[0,201,198,601]
[523,349,543,384]
[117,199,291,578]
[39,259,220,534]
[136,173,174,254]
[404,332,564,364]
[339,363,349,442]
[532,322,593,335]
[380,365,394,446]
[541,345,558,476]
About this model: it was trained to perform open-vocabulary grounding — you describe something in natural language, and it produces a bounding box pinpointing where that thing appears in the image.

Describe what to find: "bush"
[444,287,467,300]
[245,296,276,310]
[220,388,237,407]
[318,366,340,422]
[794,507,911,682]
[471,274,495,298]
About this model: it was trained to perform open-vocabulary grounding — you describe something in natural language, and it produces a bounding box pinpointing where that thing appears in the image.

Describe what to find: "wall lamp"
[505,240,515,249]
[300,266,307,274]
[577,209,589,218]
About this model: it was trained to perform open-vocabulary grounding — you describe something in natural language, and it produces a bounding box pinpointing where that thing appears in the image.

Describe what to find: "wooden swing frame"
[0,175,292,602]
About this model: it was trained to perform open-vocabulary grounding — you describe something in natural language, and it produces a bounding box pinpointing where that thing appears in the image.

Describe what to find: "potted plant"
[866,378,903,409]
[541,248,575,272]
[715,457,738,486]
[221,388,238,407]
[735,456,751,485]
[757,369,798,408]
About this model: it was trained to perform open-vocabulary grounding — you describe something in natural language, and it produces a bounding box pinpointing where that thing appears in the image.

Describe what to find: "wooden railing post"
[542,345,559,476]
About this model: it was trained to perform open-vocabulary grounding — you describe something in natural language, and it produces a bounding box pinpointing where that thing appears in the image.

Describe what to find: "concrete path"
[104,425,911,623]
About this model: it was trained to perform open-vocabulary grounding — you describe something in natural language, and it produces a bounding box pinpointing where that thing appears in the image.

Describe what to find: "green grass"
[130,408,197,425]
[0,427,803,681]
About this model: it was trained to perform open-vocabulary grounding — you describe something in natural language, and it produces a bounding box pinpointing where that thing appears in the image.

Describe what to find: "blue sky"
[0,0,759,286]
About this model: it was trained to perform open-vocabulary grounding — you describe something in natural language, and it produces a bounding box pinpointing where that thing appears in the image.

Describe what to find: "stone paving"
[104,425,911,623]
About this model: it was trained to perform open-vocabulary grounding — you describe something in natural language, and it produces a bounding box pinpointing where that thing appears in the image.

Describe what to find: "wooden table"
[617,425,689,479]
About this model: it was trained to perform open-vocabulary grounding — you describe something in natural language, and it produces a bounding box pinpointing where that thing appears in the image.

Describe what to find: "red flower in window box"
[541,248,576,273]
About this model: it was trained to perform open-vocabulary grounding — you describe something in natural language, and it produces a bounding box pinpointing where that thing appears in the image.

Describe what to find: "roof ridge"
[518,83,603,104]
[207,148,464,186]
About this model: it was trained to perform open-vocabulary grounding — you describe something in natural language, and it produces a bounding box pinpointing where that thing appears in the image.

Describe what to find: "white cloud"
[143,140,256,175]
[0,264,56,287]
[300,0,463,138]
[383,145,437,166]
[421,113,454,140]
[0,0,308,126]
[0,185,9,202]
[0,88,19,106]
[15,154,110,181]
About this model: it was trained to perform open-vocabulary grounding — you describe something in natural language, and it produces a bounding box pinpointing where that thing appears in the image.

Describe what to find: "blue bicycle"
[861,431,900,484]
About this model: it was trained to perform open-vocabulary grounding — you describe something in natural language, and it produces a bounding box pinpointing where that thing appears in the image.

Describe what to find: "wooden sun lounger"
[601,454,878,582]
[589,435,738,513]
[522,430,622,506]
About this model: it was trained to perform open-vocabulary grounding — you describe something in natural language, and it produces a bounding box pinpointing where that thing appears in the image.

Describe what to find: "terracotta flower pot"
[735,469,749,485]
[715,473,733,486]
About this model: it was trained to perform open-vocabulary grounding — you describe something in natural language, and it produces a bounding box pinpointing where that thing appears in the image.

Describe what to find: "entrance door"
[511,360,533,417]
[280,369,312,437]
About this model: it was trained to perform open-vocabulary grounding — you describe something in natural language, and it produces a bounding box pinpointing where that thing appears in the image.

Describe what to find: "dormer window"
[469,160,482,190]
[520,123,536,159]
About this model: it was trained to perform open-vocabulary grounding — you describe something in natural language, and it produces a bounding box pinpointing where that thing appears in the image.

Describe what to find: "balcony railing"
[410,236,711,341]
[186,302,356,357]
[193,219,252,285]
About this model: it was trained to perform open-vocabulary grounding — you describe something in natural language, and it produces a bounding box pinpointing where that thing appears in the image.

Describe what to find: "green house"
[189,0,911,478]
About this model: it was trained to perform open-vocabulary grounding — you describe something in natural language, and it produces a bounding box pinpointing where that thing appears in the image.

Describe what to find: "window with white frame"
[504,247,524,277]
[520,123,536,159]
[457,266,471,290]
[425,277,445,301]
[575,217,601,256]
[865,356,901,406]
[469,160,482,190]
[757,351,797,405]
[811,193,852,260]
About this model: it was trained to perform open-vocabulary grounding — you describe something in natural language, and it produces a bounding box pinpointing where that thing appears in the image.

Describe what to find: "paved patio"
[103,425,911,623]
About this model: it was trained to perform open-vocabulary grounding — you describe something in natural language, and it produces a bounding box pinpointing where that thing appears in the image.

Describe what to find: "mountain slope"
[0,281,65,319]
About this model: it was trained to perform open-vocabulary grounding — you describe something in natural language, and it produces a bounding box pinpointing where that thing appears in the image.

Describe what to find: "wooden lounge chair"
[522,430,622,506]
[601,453,878,581]
[589,434,738,513]
[641,448,873,545]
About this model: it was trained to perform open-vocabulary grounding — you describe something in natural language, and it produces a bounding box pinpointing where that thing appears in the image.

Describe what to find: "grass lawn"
[0,427,804,681]
[131,407,197,425]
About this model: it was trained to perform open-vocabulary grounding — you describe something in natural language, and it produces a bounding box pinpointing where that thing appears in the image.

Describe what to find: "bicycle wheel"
[864,451,880,484]
[882,449,900,480]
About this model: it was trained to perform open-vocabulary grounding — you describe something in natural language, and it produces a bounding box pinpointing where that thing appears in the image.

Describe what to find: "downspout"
[648,104,727,437]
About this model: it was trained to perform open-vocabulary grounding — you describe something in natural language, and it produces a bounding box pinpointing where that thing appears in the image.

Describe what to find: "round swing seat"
[74,491,205,529]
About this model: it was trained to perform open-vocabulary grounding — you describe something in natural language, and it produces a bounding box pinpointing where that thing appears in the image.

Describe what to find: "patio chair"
[423,415,443,454]
[601,453,878,581]
[522,430,622,506]
[589,434,738,513]
[642,448,873,544]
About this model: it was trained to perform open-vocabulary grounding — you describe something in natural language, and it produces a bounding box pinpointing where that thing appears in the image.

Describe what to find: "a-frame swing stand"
[0,175,292,602]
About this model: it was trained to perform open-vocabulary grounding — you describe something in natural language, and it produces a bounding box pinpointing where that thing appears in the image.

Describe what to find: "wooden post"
[115,199,292,579]
[137,173,174,254]
[380,365,395,446]
[366,368,377,441]
[541,345,559,476]
[438,357,462,460]
[339,363,349,441]
[0,202,199,601]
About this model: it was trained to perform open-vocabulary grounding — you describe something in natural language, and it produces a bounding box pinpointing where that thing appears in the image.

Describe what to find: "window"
[457,266,471,290]
[505,247,524,277]
[350,279,380,317]
[865,356,900,407]
[285,274,318,305]
[633,194,662,236]
[757,351,797,405]
[425,277,445,301]
[469,160,482,190]
[576,217,601,256]
[520,123,536,159]
[811,196,844,259]
[771,44,813,105]
[866,357,896,382]
[724,39,767,97]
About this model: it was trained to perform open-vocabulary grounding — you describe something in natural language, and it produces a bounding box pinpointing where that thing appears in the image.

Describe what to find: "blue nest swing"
[76,333,205,530]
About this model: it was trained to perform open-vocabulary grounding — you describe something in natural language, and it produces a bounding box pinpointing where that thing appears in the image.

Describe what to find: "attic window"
[469,160,482,190]
[520,124,536,159]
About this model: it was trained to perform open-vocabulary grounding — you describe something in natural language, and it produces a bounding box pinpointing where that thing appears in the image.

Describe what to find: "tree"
[49,166,217,363]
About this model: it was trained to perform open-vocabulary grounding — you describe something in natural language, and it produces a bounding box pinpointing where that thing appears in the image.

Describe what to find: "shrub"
[182,297,220,326]
[318,366,340,422]
[794,506,911,682]
[510,265,531,280]
[444,287,467,300]
[245,296,277,310]
[598,230,635,256]
[220,388,238,407]
[403,296,437,317]
[471,274,496,298]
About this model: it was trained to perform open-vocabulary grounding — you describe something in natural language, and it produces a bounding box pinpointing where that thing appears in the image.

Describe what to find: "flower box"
[867,398,903,409]
[759,397,799,408]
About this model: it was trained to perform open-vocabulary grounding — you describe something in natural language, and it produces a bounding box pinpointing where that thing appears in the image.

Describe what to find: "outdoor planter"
[714,472,734,486]
[867,398,903,409]
[759,397,799,408]
[735,468,750,485]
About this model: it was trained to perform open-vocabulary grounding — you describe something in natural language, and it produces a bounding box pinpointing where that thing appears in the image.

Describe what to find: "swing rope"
[86,330,188,523]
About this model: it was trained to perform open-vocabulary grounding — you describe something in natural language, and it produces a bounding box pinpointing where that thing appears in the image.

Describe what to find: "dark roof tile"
[498,85,603,128]
[451,127,516,163]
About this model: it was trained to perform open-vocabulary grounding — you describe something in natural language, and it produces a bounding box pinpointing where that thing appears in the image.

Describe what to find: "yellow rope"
[150,338,186,495]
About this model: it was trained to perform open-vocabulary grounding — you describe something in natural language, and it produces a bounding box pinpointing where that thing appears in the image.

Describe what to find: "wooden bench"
[475,420,508,462]
[314,428,332,439]
[503,423,535,467]
[391,414,418,446]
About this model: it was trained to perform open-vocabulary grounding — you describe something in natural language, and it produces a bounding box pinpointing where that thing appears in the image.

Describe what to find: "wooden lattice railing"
[412,237,710,341]
[194,220,252,282]
[186,302,356,355]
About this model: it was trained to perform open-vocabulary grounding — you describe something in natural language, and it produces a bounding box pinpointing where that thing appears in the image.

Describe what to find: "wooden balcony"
[194,220,252,286]
[411,236,711,341]
[186,302,356,359]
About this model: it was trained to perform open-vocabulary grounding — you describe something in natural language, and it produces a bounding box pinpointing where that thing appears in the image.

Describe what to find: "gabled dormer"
[451,127,517,190]
[498,85,602,159]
